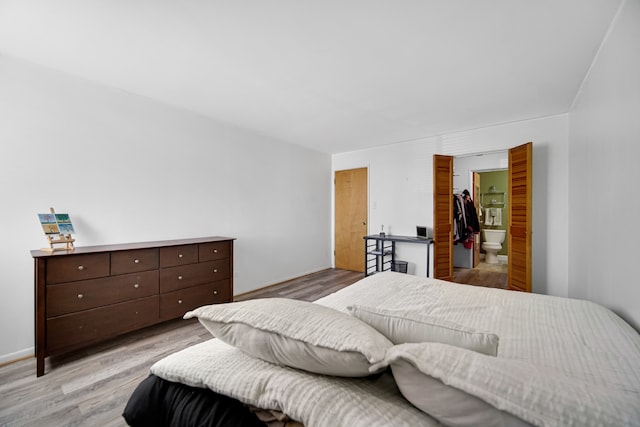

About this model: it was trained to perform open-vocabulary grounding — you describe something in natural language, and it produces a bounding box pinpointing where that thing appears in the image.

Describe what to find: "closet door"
[433,155,453,281]
[508,142,532,292]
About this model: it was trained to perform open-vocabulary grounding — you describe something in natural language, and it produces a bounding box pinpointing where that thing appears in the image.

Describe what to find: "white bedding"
[151,272,640,426]
[152,339,438,426]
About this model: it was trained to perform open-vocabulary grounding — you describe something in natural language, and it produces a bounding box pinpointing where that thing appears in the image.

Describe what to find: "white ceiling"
[0,0,622,154]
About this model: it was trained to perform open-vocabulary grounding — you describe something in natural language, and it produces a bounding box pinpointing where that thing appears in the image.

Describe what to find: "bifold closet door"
[508,142,532,292]
[433,155,453,281]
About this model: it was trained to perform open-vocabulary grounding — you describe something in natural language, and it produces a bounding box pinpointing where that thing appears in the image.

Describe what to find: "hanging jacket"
[453,194,468,244]
[465,198,480,233]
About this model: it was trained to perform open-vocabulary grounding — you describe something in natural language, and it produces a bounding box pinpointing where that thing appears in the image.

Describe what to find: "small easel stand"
[43,208,75,252]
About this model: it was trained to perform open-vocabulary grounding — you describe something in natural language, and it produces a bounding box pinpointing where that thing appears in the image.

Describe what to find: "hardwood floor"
[453,261,508,289]
[235,268,362,302]
[0,268,363,427]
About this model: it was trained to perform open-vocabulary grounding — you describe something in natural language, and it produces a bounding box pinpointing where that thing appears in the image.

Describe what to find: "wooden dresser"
[31,236,235,376]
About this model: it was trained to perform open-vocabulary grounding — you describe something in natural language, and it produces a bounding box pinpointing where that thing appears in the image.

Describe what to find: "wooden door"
[472,172,481,267]
[508,142,532,292]
[433,155,453,281]
[334,168,368,272]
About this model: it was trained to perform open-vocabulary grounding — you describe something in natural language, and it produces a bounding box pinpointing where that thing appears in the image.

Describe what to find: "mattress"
[141,272,640,426]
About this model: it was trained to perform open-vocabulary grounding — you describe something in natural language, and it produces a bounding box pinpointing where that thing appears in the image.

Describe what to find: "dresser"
[31,236,234,376]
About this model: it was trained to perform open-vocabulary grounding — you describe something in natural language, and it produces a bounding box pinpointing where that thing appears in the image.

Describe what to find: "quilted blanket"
[151,272,640,426]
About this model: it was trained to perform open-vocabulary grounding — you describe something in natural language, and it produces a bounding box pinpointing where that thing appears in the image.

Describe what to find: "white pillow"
[184,298,393,377]
[388,357,530,427]
[373,342,640,427]
[347,305,499,356]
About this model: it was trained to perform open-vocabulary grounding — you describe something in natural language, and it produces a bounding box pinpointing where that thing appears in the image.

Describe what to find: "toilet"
[482,229,506,264]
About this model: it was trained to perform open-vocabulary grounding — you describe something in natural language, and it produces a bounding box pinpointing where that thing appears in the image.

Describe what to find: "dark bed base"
[123,374,266,427]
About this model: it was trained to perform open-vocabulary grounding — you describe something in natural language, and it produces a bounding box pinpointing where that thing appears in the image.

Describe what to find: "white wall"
[454,151,508,194]
[0,55,332,363]
[333,114,570,296]
[333,138,439,277]
[568,0,640,330]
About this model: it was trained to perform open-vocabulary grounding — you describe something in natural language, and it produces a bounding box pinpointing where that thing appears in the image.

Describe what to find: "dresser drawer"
[199,241,230,262]
[159,260,230,293]
[111,248,159,275]
[160,244,198,268]
[46,253,110,284]
[159,280,231,321]
[46,296,159,354]
[46,270,159,317]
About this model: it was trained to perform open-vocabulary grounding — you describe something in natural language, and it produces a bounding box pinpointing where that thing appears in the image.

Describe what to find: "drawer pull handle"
[134,283,139,288]
[213,290,218,295]
[134,259,140,264]
[213,269,218,273]
[213,249,218,253]
[178,299,183,304]
[77,293,84,299]
[178,254,183,258]
[77,265,84,271]
[178,275,183,280]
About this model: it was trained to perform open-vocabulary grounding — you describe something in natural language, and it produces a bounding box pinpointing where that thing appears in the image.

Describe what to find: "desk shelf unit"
[365,237,395,276]
[363,234,434,278]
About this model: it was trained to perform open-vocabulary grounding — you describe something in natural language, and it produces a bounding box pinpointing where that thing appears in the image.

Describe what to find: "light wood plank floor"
[453,261,508,289]
[0,268,362,427]
[0,267,503,426]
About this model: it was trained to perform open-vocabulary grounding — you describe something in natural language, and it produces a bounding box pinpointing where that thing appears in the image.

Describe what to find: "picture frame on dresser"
[31,236,235,377]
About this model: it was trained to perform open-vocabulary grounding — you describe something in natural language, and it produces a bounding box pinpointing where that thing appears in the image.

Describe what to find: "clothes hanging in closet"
[453,190,480,249]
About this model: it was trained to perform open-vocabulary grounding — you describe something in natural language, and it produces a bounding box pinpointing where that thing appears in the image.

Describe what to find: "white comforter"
[151,272,640,426]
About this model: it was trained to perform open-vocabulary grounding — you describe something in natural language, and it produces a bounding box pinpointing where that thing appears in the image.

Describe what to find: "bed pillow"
[373,342,640,427]
[184,298,393,377]
[347,305,499,356]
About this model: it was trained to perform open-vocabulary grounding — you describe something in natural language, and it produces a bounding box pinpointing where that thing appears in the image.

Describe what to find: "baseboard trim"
[0,347,34,367]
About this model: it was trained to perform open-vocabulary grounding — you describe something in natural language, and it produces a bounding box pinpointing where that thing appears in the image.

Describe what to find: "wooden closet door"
[433,155,453,281]
[508,142,532,292]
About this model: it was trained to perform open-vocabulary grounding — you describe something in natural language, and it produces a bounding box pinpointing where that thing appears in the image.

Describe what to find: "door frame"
[432,142,532,291]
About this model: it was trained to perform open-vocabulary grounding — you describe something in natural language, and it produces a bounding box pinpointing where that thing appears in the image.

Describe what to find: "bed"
[123,272,640,426]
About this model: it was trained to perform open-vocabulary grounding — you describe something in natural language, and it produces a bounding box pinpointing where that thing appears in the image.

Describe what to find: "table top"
[364,234,433,244]
[31,236,236,258]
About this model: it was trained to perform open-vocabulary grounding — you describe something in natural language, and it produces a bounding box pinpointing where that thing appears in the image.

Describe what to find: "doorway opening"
[452,153,508,288]
[433,142,532,292]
